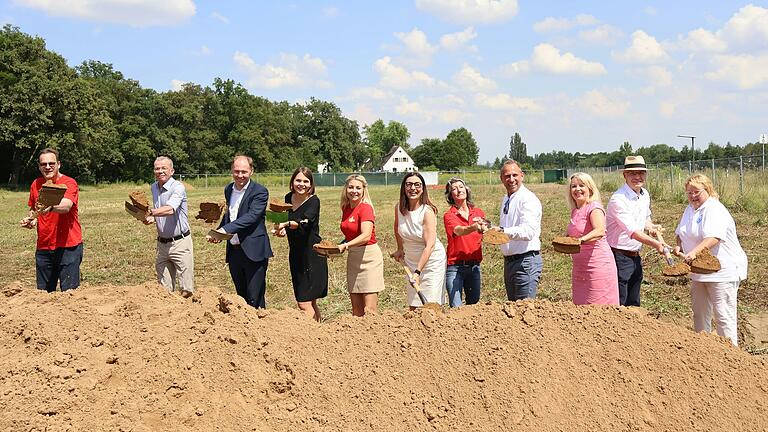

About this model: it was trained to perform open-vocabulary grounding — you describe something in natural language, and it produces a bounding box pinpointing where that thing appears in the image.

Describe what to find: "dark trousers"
[36,243,83,292]
[228,246,268,309]
[612,250,643,306]
[503,252,542,301]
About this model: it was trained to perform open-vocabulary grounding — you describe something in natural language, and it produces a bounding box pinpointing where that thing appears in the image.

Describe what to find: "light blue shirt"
[151,177,190,239]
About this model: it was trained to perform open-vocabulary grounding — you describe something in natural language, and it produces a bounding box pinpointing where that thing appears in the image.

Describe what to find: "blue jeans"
[445,264,481,307]
[503,251,542,300]
[35,243,83,292]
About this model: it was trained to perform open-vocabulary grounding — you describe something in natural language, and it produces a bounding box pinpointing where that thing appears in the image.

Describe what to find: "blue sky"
[3,0,768,163]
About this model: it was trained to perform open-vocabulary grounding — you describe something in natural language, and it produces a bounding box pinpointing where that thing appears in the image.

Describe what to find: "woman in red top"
[443,177,487,307]
[338,175,385,316]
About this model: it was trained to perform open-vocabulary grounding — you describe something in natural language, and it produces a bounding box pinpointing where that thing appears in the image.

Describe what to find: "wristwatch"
[413,269,421,275]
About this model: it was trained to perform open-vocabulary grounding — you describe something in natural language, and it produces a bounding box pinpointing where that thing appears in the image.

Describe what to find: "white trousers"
[690,280,739,346]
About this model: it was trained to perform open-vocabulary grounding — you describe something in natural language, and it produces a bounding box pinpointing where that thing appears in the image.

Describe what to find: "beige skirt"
[346,244,385,294]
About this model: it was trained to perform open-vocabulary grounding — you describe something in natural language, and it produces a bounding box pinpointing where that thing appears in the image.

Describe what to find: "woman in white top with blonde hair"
[392,172,447,309]
[674,174,748,346]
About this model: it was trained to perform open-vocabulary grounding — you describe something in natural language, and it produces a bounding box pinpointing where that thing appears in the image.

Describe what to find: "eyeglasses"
[685,189,704,198]
[39,162,57,167]
[405,182,423,189]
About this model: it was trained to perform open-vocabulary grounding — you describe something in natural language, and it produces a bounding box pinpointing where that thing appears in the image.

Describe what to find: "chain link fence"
[570,155,768,212]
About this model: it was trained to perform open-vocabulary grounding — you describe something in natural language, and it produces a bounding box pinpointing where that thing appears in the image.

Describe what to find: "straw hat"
[621,155,647,171]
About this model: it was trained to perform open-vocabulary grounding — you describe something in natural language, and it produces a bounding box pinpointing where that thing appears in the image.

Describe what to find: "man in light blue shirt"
[145,156,194,297]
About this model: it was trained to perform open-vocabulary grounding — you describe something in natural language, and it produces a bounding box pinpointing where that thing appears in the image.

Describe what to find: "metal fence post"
[739,156,744,195]
[711,159,715,187]
[384,171,388,186]
[666,163,671,192]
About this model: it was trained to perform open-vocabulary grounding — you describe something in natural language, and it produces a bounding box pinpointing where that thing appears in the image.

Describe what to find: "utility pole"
[678,134,696,164]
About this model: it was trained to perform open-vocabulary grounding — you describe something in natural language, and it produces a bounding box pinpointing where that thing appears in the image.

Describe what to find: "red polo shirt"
[443,205,485,265]
[28,175,82,250]
[341,202,377,245]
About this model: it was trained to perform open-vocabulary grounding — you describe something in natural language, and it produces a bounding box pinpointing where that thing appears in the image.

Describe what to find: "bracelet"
[413,269,421,275]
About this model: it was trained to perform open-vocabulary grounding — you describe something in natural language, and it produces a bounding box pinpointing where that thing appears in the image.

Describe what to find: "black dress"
[285,193,328,302]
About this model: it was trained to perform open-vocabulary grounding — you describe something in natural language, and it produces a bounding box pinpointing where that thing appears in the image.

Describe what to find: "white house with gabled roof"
[381,145,417,172]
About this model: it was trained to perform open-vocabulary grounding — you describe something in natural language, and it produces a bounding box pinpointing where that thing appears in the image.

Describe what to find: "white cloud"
[191,45,212,56]
[644,6,657,16]
[233,52,332,89]
[395,28,438,58]
[13,0,195,26]
[440,26,478,51]
[453,64,496,92]
[395,96,430,120]
[210,11,229,24]
[170,79,190,91]
[533,14,597,33]
[348,103,377,126]
[415,0,518,24]
[705,53,768,89]
[675,28,727,53]
[642,66,672,87]
[574,90,629,117]
[344,87,394,101]
[614,30,669,64]
[659,100,676,117]
[322,6,339,18]
[579,24,623,45]
[474,93,543,112]
[503,43,606,76]
[718,4,768,51]
[374,56,435,89]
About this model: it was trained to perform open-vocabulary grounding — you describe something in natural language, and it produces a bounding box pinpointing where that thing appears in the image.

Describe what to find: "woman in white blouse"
[674,174,748,346]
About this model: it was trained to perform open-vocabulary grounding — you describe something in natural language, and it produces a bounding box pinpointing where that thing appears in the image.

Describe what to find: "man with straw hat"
[606,155,668,306]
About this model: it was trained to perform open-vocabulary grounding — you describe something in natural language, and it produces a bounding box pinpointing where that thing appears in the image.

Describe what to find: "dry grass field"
[2,178,767,350]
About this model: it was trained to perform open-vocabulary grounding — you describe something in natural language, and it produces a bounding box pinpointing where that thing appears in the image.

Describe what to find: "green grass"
[2,179,766,325]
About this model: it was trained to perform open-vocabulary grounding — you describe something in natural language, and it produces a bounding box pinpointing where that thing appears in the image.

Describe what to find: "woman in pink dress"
[566,172,619,305]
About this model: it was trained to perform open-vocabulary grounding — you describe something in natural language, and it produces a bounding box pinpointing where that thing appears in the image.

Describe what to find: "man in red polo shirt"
[20,148,83,292]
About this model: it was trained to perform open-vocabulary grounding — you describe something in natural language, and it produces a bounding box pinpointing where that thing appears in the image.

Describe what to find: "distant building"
[317,162,329,173]
[381,145,417,173]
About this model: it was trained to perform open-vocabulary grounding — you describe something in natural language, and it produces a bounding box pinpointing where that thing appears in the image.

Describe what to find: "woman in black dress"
[274,167,328,321]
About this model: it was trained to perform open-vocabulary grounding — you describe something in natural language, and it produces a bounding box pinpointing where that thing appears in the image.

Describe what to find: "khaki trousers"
[156,234,195,293]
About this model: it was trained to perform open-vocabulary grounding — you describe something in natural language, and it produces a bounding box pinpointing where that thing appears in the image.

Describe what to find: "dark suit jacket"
[218,181,273,263]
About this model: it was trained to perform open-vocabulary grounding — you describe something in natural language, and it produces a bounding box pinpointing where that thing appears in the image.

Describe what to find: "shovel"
[655,230,674,266]
[391,254,429,305]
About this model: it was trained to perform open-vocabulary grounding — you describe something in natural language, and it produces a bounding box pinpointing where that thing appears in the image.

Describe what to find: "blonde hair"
[685,174,719,199]
[566,172,601,210]
[340,174,375,212]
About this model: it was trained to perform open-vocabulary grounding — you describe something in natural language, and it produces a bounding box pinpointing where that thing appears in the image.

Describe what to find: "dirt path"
[1,282,767,431]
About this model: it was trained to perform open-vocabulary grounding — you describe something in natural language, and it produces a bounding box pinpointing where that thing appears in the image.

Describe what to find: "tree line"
[2,25,762,184]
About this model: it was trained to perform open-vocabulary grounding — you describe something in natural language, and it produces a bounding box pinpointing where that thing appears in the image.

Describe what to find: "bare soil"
[1,282,767,432]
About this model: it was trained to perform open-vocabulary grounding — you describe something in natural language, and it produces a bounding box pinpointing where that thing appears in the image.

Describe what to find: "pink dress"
[567,201,619,305]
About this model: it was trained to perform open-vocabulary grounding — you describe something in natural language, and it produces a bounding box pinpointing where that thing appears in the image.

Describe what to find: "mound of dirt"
[1,283,767,431]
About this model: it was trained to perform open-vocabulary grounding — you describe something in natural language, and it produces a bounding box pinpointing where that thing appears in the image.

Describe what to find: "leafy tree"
[410,137,441,168]
[435,127,478,170]
[508,132,529,164]
[363,119,411,164]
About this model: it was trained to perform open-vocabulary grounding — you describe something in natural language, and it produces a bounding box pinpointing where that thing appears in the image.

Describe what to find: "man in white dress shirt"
[496,160,542,300]
[606,155,666,306]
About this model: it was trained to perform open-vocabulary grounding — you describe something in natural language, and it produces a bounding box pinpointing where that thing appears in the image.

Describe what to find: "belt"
[611,247,640,257]
[504,250,539,261]
[157,230,190,244]
[452,260,480,266]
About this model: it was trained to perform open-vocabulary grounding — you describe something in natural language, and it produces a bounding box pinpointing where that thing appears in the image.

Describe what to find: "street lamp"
[678,134,696,162]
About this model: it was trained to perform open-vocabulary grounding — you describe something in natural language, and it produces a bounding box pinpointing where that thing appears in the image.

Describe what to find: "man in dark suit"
[207,155,273,308]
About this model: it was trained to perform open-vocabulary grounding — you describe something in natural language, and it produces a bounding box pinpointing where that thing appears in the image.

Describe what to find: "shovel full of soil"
[552,236,581,254]
[689,248,721,274]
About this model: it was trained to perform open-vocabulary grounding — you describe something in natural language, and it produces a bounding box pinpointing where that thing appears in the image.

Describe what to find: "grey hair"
[154,156,174,170]
[444,177,474,207]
